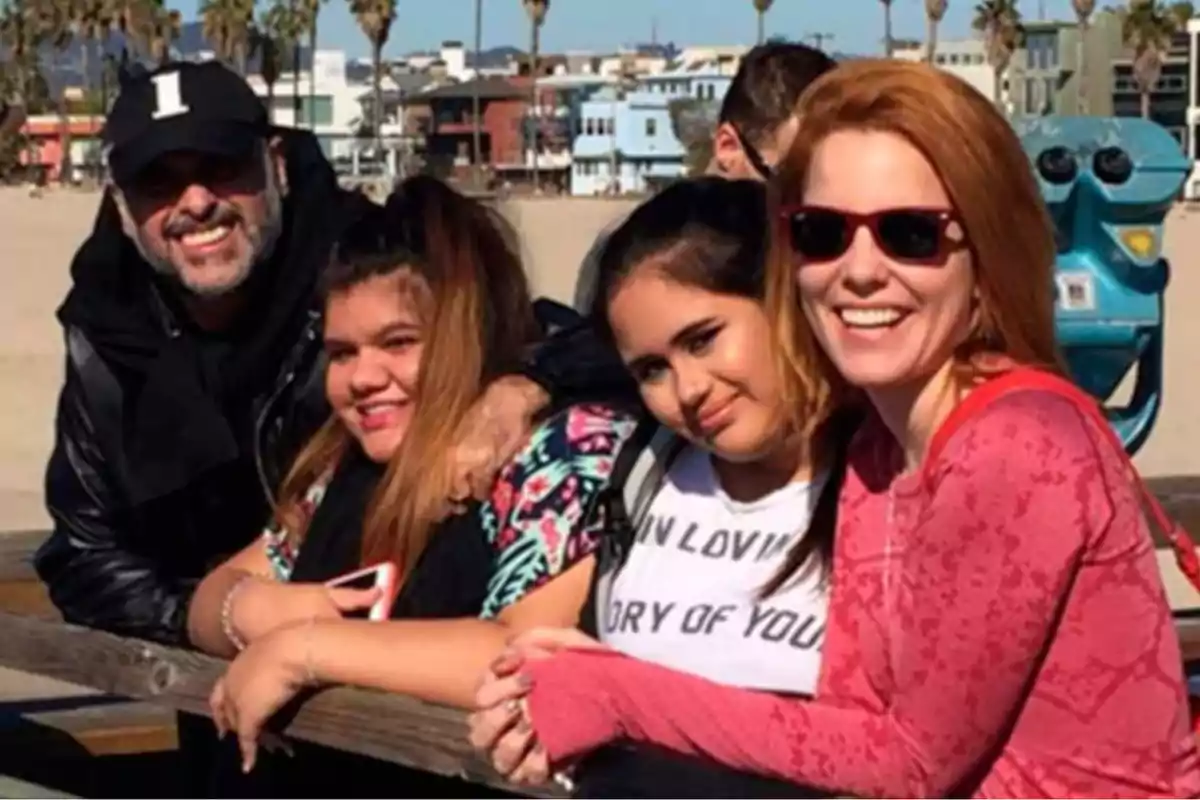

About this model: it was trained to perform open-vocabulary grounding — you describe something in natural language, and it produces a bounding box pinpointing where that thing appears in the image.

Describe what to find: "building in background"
[404,76,528,182]
[243,49,412,172]
[898,10,1199,144]
[529,73,616,192]
[1004,19,1121,120]
[16,114,104,183]
[906,15,1125,118]
[1112,27,1189,146]
[570,62,733,196]
[893,38,997,104]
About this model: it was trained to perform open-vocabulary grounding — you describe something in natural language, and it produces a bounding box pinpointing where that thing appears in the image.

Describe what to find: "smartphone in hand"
[324,562,398,621]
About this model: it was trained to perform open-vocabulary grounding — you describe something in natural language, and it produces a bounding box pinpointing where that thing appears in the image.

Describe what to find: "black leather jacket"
[35,146,634,646]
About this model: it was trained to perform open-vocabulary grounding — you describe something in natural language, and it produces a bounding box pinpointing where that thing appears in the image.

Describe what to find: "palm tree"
[881,0,894,55]
[250,19,284,121]
[349,0,395,157]
[141,0,180,65]
[752,0,773,44]
[522,0,547,190]
[262,0,302,122]
[1072,0,1095,113]
[200,0,255,72]
[0,0,35,114]
[297,0,326,124]
[0,0,52,108]
[70,0,109,106]
[32,0,76,183]
[1122,0,1178,118]
[1168,0,1194,24]
[0,0,49,173]
[200,0,234,65]
[112,0,149,61]
[925,0,947,62]
[973,0,1023,106]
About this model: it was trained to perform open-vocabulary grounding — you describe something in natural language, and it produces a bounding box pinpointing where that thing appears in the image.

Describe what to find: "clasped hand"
[468,627,607,786]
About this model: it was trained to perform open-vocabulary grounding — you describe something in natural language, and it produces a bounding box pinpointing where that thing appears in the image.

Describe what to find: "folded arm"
[186,539,277,658]
[285,560,593,709]
[521,396,1100,797]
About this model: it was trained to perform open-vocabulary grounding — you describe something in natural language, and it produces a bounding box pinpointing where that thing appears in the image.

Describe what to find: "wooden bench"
[0,474,1199,796]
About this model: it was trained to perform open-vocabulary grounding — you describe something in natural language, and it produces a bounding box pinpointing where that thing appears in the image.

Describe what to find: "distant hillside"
[8,21,305,90]
[13,24,708,93]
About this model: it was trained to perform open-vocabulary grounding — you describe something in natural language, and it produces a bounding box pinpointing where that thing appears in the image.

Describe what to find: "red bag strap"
[925,368,1200,595]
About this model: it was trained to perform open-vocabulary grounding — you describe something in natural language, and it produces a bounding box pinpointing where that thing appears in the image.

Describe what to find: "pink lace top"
[521,388,1200,798]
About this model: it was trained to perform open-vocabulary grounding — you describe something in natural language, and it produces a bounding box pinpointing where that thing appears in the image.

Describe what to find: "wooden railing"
[0,611,554,795]
[0,529,558,797]
[1,475,1200,794]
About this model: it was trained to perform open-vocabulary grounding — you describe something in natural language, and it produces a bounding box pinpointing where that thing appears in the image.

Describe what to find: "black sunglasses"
[781,205,965,264]
[732,125,774,180]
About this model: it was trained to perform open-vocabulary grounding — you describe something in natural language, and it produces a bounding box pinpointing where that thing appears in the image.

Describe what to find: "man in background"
[572,40,836,312]
[708,40,837,180]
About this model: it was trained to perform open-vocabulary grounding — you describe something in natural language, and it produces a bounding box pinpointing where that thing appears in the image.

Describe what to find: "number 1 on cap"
[150,71,190,120]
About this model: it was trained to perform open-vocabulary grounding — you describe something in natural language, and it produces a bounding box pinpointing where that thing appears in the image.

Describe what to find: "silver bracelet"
[220,574,253,652]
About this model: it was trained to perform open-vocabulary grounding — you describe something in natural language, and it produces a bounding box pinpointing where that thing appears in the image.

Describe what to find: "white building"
[242,49,410,171]
[675,44,749,74]
[893,38,1008,111]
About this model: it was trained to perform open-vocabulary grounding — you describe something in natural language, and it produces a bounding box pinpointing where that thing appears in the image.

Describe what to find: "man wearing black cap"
[29,59,358,796]
[35,60,624,647]
[36,60,350,647]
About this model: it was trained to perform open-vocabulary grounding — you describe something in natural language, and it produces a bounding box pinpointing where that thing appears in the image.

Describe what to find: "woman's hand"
[493,627,608,675]
[230,578,378,646]
[210,621,315,774]
[467,628,607,784]
[469,669,549,784]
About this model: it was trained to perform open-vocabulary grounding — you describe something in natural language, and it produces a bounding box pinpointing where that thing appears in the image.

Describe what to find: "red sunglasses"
[779,204,966,264]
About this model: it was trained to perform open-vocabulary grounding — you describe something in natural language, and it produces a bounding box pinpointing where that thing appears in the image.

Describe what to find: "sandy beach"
[0,187,1198,526]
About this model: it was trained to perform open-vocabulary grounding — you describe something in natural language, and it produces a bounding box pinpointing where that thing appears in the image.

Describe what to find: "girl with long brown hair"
[467,60,1200,798]
[185,175,637,774]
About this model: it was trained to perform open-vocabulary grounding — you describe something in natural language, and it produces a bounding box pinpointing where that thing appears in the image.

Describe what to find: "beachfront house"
[570,62,734,196]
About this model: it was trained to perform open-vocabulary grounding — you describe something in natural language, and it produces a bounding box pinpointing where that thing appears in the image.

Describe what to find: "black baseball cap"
[103,60,271,186]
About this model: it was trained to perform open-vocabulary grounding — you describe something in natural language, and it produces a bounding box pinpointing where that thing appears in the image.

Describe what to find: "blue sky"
[168,0,1084,59]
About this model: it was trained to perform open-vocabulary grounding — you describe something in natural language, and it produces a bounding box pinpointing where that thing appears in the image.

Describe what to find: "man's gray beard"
[134,175,286,299]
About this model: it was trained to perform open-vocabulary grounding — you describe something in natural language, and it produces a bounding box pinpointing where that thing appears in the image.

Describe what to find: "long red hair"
[766,58,1068,424]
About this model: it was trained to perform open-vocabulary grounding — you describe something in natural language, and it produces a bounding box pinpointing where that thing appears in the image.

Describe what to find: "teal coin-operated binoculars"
[1014,116,1190,456]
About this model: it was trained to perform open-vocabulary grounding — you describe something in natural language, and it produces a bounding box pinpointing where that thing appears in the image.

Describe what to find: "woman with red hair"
[467,59,1200,798]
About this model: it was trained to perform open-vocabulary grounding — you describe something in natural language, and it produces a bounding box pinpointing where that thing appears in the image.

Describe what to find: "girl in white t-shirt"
[478,177,845,798]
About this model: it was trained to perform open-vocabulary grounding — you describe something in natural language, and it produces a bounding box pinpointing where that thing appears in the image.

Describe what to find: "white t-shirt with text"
[602,445,830,695]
